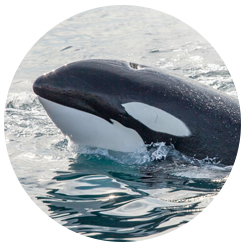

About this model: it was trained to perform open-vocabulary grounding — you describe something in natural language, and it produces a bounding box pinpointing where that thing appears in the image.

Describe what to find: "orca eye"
[129,62,141,69]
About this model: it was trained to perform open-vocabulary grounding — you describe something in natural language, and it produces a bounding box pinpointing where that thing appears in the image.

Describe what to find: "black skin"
[33,59,241,165]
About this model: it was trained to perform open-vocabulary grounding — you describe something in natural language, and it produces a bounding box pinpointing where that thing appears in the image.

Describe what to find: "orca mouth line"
[33,59,241,166]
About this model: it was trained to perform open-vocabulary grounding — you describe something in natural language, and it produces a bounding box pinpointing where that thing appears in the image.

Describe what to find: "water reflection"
[37,154,227,241]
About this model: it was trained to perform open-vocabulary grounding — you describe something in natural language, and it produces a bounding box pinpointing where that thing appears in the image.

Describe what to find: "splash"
[68,140,225,168]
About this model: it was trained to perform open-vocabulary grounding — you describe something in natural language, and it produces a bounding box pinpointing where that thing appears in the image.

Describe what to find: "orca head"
[33,60,154,152]
[33,59,194,151]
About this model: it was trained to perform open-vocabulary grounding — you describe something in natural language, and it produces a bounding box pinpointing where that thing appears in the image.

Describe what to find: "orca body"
[33,59,241,165]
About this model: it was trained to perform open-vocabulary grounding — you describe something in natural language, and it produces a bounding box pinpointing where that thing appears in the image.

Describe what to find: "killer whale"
[33,59,241,165]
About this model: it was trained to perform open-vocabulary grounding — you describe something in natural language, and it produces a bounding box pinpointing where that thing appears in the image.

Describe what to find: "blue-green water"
[5,6,236,241]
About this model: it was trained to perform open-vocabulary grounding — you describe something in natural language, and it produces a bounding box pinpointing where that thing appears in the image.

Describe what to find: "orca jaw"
[38,96,145,153]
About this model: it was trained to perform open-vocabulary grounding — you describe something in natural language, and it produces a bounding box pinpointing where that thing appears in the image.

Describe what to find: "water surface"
[5,6,237,241]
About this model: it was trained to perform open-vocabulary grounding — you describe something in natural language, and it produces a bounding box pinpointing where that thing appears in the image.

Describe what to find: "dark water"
[36,152,230,241]
[5,6,237,241]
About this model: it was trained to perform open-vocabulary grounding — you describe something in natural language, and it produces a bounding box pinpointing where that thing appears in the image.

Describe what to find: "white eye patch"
[122,102,191,137]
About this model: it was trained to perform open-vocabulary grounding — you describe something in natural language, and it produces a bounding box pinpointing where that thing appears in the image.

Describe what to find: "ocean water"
[4,6,238,241]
